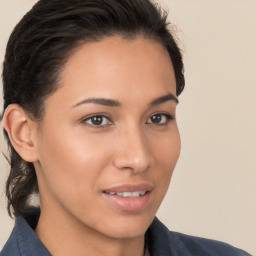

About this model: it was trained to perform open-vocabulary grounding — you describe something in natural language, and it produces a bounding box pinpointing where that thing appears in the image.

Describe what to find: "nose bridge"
[112,122,152,172]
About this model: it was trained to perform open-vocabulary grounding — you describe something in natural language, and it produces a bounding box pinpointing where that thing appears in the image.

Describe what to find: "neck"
[35,207,146,256]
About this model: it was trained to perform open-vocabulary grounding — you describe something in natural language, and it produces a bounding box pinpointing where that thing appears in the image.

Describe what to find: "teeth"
[138,191,146,196]
[132,191,140,197]
[106,191,146,197]
[123,192,132,197]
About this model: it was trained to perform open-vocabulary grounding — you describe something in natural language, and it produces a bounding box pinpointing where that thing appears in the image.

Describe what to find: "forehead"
[46,36,176,109]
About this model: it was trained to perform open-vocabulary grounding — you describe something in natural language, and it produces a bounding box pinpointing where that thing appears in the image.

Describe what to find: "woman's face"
[34,36,180,239]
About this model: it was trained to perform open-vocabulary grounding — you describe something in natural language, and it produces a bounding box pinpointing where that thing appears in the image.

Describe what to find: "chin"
[93,213,155,239]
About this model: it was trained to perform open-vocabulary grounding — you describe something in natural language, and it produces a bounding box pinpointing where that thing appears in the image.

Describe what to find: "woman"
[0,0,251,255]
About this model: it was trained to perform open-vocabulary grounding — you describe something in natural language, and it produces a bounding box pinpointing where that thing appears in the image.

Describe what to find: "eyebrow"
[72,98,121,107]
[72,93,178,108]
[149,93,179,106]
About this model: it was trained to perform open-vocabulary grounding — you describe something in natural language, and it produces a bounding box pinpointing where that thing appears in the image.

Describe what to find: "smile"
[102,183,152,211]
[104,191,146,197]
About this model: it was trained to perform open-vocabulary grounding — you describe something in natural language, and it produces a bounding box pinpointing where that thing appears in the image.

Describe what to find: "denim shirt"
[0,216,251,256]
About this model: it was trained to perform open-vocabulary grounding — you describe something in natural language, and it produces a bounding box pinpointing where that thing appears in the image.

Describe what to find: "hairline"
[34,32,175,124]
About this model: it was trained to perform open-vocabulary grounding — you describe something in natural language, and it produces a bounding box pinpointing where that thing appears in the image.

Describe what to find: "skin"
[4,36,180,256]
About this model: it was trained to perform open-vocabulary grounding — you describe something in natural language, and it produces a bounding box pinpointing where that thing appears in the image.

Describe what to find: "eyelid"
[146,112,174,125]
[80,112,174,128]
[81,114,113,128]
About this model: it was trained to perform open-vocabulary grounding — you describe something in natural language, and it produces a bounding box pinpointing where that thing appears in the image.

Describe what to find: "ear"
[2,104,39,162]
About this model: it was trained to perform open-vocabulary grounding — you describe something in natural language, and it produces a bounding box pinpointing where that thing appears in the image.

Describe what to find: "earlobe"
[2,104,39,162]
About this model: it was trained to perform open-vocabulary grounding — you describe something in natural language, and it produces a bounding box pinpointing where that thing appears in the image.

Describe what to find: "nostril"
[112,155,151,173]
[112,130,153,172]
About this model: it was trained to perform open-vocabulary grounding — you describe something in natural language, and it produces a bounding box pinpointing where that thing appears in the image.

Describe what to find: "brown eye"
[147,113,173,125]
[150,114,162,124]
[91,116,104,125]
[83,115,111,127]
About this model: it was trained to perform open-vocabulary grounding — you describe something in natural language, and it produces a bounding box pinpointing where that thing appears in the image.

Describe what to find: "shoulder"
[0,216,50,256]
[0,223,21,256]
[170,231,251,256]
[147,217,252,256]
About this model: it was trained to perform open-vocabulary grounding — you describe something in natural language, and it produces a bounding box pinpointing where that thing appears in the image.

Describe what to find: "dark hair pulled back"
[2,0,185,218]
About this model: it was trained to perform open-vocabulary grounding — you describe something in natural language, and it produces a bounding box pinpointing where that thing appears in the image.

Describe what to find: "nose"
[112,125,153,173]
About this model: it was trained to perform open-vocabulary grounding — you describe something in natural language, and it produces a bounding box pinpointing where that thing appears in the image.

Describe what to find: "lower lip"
[102,192,151,212]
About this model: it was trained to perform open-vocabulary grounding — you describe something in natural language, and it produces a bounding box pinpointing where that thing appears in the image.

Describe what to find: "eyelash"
[81,113,174,129]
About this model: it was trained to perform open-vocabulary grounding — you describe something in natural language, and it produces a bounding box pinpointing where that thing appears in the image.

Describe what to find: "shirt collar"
[10,215,173,256]
[13,216,51,256]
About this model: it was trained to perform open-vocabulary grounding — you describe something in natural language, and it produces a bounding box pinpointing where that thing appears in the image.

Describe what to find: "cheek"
[36,126,112,206]
[150,124,181,167]
[36,120,180,214]
[150,125,180,194]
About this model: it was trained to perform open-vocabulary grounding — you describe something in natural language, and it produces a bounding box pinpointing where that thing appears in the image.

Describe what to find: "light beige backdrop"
[0,0,255,254]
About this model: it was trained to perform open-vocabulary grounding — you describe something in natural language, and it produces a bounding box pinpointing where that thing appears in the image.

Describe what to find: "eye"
[82,115,112,128]
[146,113,173,125]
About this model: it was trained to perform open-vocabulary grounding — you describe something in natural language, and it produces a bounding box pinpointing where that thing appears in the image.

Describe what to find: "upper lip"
[103,183,153,193]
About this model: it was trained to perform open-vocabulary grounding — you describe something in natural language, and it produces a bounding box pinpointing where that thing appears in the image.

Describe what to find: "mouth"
[102,183,153,212]
[104,191,147,198]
